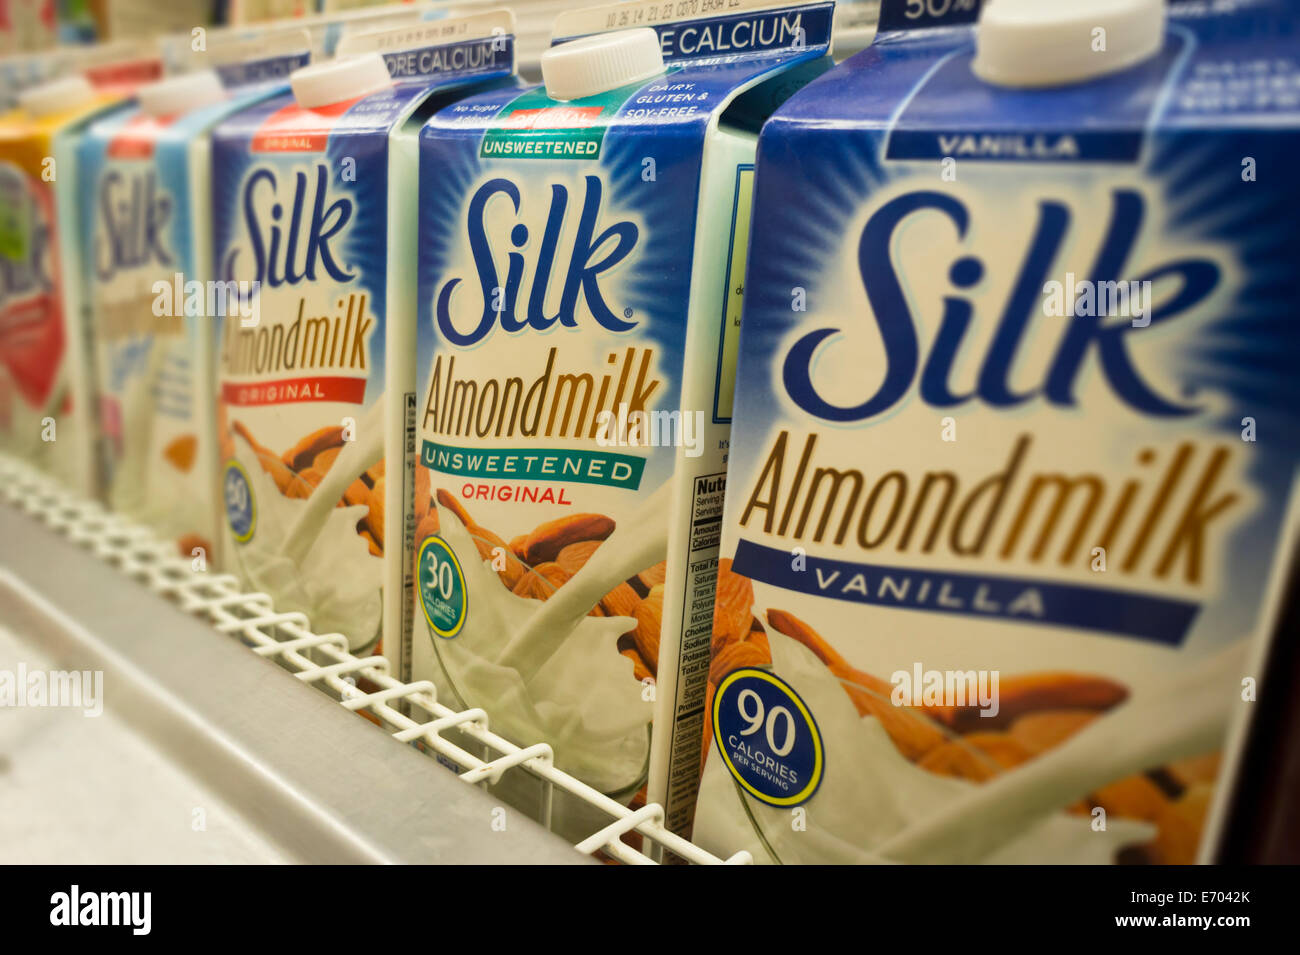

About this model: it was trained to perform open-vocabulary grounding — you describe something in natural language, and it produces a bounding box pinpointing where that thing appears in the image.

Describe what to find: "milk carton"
[212,11,518,654]
[77,33,315,563]
[695,0,1300,864]
[0,75,131,496]
[411,0,834,829]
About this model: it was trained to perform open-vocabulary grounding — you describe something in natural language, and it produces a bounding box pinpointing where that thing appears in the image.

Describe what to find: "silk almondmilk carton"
[695,0,1300,863]
[410,0,834,836]
[212,11,519,656]
[77,32,315,564]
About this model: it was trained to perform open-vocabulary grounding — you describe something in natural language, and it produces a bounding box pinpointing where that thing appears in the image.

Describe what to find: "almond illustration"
[621,646,653,683]
[285,466,324,500]
[1009,709,1098,755]
[712,558,754,650]
[163,434,196,472]
[343,477,369,508]
[1147,782,1212,864]
[1165,752,1220,789]
[414,465,431,522]
[368,476,385,547]
[709,640,769,685]
[283,425,345,472]
[702,679,718,768]
[917,733,1032,782]
[1091,773,1170,822]
[232,420,296,493]
[216,404,235,461]
[520,513,615,565]
[469,523,525,589]
[556,539,602,575]
[231,420,268,456]
[764,609,943,760]
[176,532,210,559]
[637,560,667,592]
[512,561,570,600]
[931,672,1129,733]
[509,534,528,560]
[632,585,664,675]
[435,487,473,527]
[600,581,640,620]
[314,446,341,472]
[765,608,893,698]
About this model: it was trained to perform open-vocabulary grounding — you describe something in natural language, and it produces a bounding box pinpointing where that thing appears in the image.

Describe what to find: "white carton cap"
[18,75,96,118]
[290,52,391,109]
[138,70,226,118]
[973,0,1165,89]
[541,28,664,101]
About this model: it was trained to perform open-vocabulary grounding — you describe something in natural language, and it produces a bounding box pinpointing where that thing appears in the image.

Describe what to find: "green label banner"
[478,81,656,160]
[422,439,646,490]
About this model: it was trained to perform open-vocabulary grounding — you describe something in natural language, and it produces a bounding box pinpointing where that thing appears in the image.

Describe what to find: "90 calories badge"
[713,668,824,807]
[418,536,467,639]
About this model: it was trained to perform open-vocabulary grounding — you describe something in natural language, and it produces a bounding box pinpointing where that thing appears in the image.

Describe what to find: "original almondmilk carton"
[77,33,316,564]
[212,12,519,657]
[694,0,1300,863]
[411,0,834,833]
[0,75,130,497]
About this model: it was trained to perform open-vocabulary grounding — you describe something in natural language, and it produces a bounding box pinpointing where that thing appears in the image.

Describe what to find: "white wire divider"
[0,452,749,866]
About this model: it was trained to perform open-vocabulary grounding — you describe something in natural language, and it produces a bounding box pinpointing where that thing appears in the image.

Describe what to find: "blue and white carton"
[696,0,1300,863]
[411,0,834,830]
[77,30,316,564]
[211,11,519,659]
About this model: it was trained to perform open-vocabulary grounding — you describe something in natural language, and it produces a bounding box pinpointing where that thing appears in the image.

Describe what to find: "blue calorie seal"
[712,668,824,807]
[223,461,256,543]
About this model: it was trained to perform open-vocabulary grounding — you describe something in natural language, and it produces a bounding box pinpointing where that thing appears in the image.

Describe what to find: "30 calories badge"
[418,536,467,639]
[712,669,824,807]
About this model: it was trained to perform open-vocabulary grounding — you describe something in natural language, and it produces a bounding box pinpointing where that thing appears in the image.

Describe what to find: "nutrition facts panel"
[665,471,727,838]
[400,391,417,683]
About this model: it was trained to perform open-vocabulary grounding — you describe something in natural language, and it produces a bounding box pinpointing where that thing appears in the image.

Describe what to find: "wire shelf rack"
[0,453,748,865]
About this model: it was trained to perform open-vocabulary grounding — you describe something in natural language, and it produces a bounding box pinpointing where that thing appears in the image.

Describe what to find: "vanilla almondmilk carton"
[694,0,1300,863]
[411,0,834,830]
[212,11,519,655]
[0,75,133,496]
[77,33,318,564]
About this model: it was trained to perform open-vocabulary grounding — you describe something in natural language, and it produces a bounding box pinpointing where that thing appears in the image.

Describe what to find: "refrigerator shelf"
[0,453,746,865]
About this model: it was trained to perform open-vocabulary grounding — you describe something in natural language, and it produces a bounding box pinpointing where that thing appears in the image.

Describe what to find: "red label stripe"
[222,376,366,406]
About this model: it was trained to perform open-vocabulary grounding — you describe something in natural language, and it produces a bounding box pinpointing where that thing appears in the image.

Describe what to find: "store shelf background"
[0,453,749,863]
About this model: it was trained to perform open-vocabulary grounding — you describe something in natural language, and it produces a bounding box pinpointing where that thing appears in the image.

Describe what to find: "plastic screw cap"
[290,52,391,109]
[138,70,226,118]
[541,28,664,101]
[18,75,96,118]
[973,0,1165,89]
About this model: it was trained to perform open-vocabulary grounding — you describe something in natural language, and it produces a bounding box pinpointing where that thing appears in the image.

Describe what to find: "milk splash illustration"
[428,502,656,793]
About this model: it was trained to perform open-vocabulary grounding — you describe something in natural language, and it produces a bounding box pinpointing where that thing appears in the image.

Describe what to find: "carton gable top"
[424,0,834,136]
[769,0,1300,139]
[213,12,518,148]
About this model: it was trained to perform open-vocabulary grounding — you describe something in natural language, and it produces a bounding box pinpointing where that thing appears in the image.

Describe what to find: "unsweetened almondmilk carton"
[411,0,834,829]
[695,0,1300,863]
[77,32,317,563]
[212,12,519,655]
